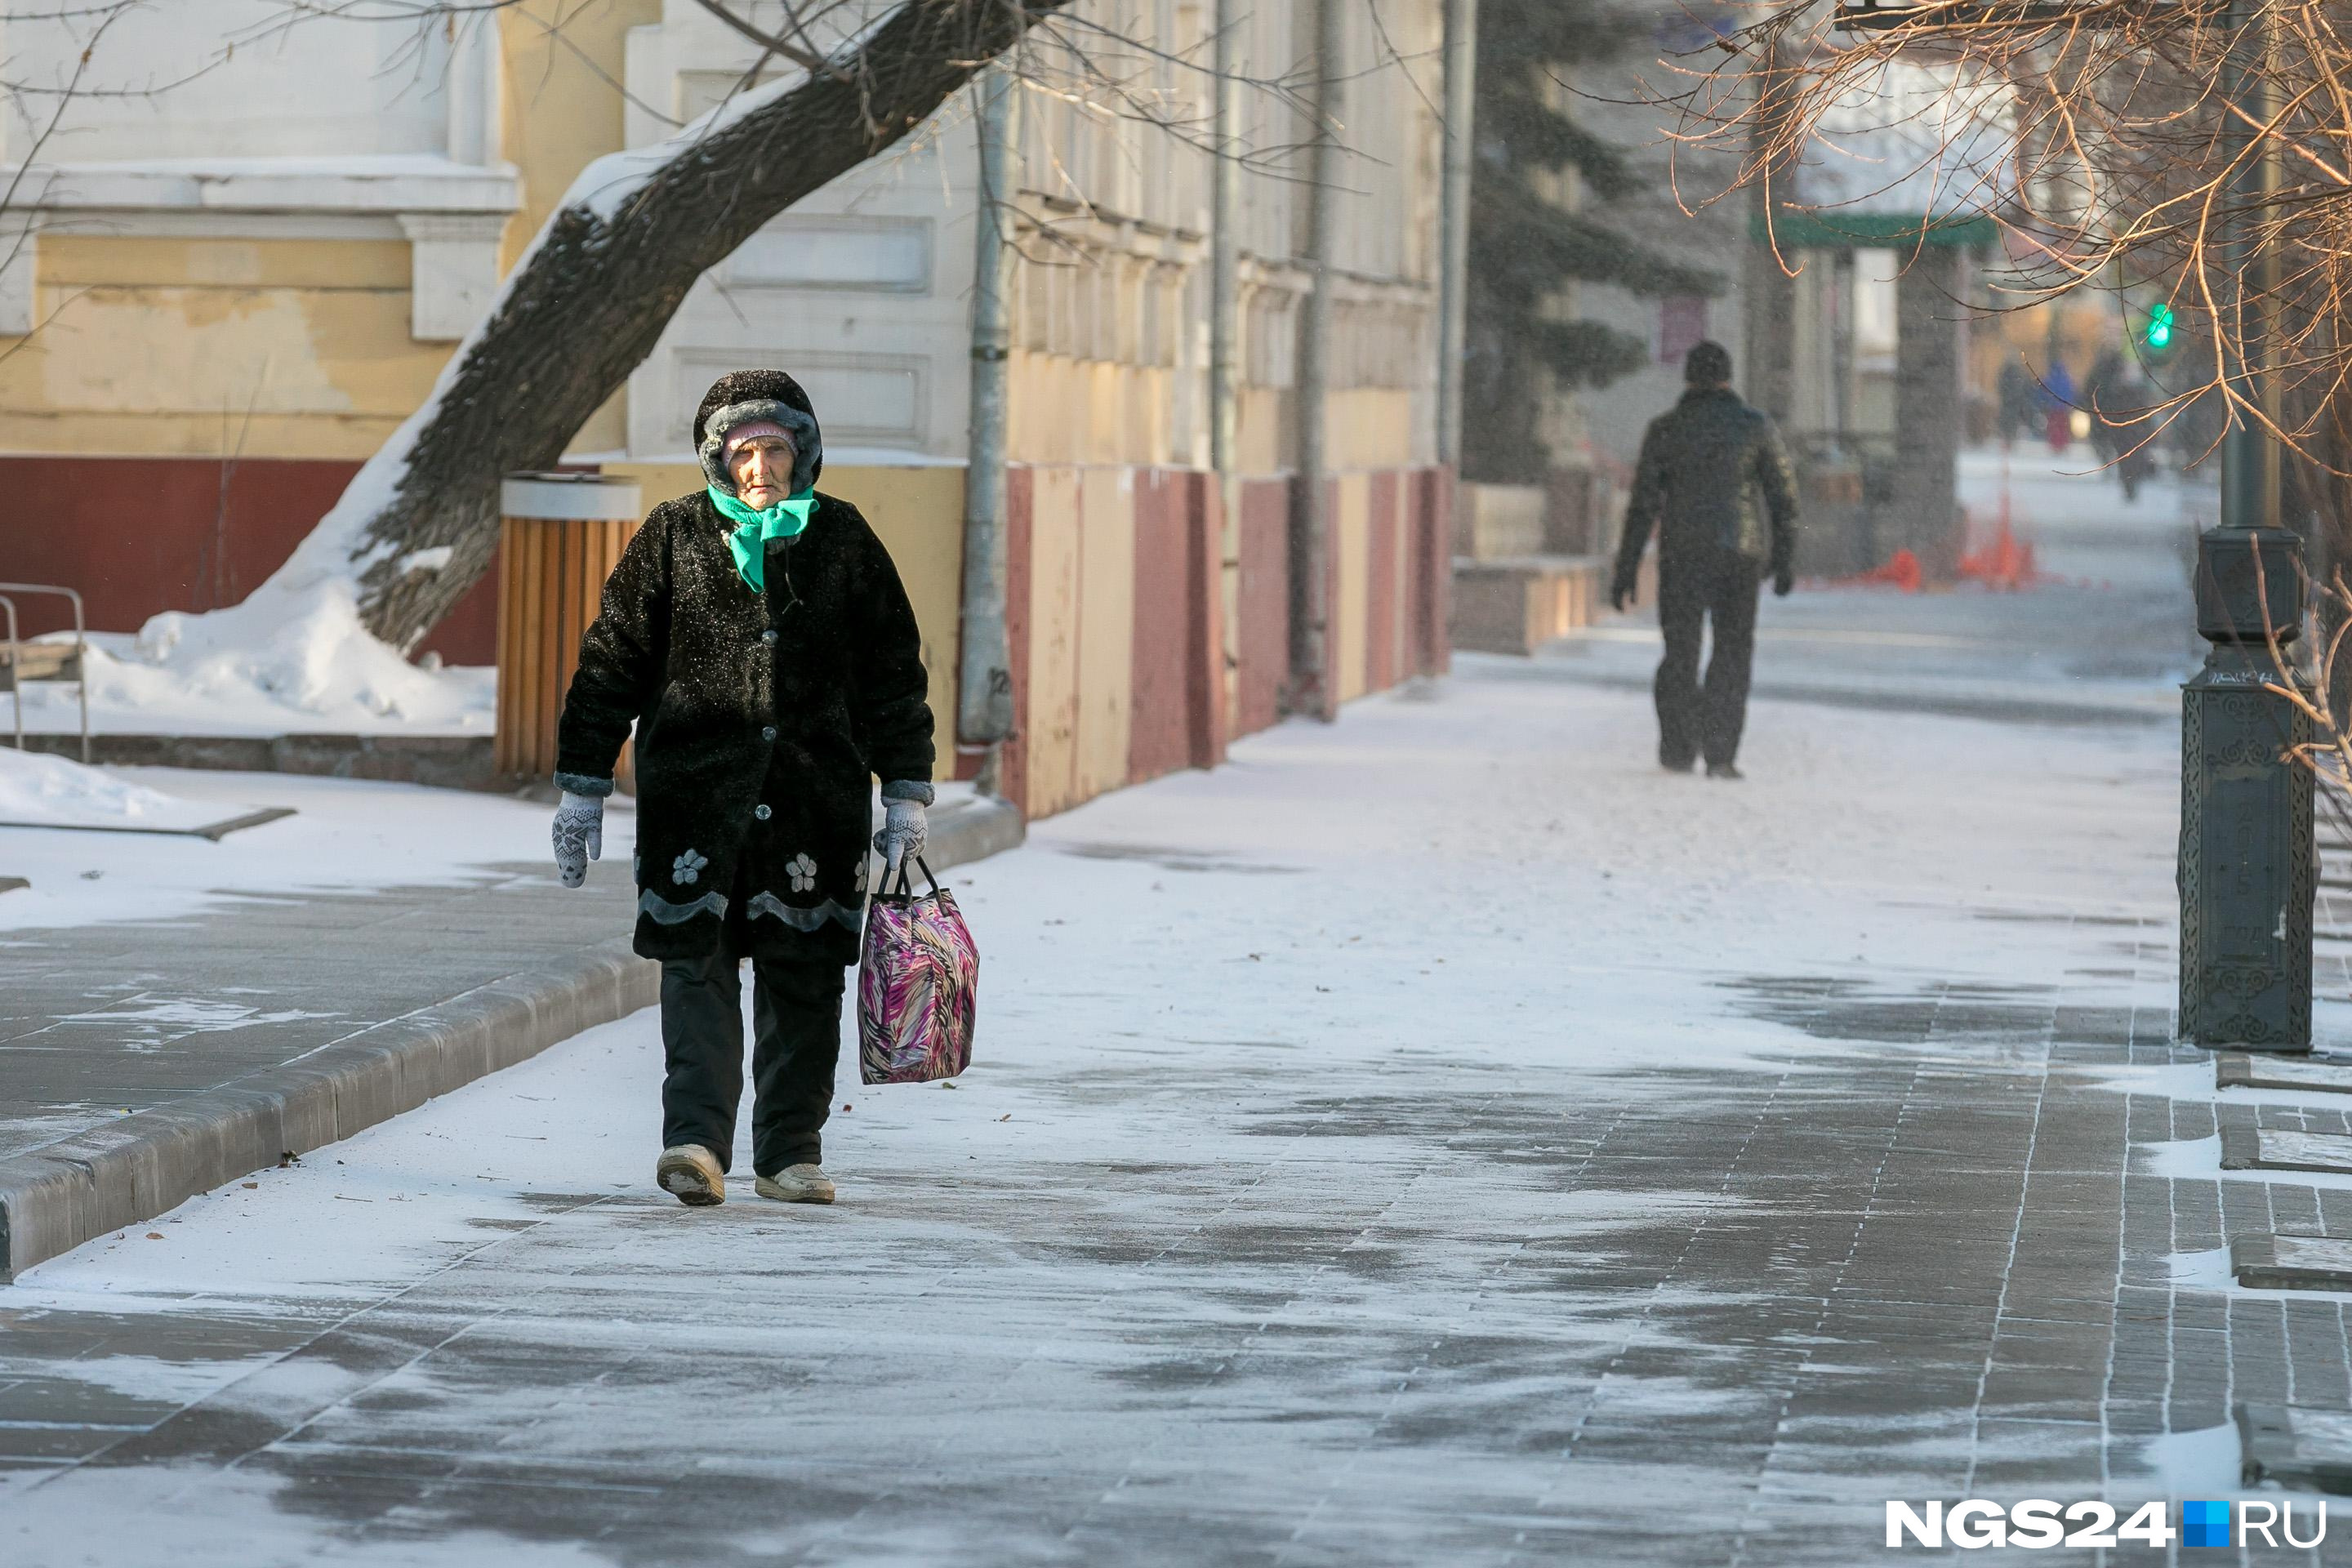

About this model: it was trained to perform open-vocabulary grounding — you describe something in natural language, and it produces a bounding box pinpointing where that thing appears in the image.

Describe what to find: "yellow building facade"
[0,0,1452,817]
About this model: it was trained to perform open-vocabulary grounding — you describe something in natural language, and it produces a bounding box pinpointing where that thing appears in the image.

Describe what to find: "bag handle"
[876,853,940,901]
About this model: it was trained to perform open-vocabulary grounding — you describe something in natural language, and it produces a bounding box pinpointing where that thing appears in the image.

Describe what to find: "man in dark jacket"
[548,369,936,1209]
[1609,341,1799,779]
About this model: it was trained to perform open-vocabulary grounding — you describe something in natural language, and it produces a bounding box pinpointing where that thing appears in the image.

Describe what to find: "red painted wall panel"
[996,465,1036,809]
[1313,476,1341,722]
[419,571,500,667]
[1186,473,1226,769]
[1424,467,1453,677]
[0,454,499,665]
[1126,467,1196,785]
[1400,470,1423,679]
[1365,470,1399,693]
[1232,477,1290,738]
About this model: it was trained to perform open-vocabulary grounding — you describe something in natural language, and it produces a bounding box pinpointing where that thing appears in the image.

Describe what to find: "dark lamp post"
[1822,0,2314,1047]
[2179,527,2313,1050]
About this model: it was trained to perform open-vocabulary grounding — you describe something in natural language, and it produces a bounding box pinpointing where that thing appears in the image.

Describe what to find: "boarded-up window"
[1659,296,1708,364]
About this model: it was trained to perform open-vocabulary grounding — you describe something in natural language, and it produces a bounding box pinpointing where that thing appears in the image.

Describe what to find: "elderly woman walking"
[549,369,935,1209]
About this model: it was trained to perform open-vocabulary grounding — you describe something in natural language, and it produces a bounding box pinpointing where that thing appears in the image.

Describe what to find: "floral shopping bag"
[858,856,978,1084]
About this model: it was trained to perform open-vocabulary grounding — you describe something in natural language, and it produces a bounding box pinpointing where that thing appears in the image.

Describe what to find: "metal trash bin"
[493,472,644,789]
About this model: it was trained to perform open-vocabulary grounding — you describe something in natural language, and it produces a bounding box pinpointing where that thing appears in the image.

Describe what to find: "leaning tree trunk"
[298,0,1071,652]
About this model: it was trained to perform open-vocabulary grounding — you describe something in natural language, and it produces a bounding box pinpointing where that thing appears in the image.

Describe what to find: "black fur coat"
[554,483,935,965]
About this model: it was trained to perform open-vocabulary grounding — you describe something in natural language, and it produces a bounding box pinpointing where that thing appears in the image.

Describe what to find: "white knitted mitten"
[552,791,605,889]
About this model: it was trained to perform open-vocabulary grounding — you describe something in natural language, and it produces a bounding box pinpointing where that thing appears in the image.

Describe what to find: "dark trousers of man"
[659,938,844,1177]
[1655,548,1764,769]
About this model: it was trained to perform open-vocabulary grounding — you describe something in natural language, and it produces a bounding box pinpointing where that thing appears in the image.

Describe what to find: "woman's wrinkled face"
[728,434,795,510]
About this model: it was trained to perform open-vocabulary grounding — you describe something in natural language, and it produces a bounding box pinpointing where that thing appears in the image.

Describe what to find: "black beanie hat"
[1684,340,1733,387]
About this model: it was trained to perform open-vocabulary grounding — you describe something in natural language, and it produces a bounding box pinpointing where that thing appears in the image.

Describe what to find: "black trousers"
[1655,550,1765,768]
[659,939,846,1176]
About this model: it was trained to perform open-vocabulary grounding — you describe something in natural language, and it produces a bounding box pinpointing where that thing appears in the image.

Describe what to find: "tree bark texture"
[1891,246,1962,580]
[1740,50,1797,432]
[348,0,1070,652]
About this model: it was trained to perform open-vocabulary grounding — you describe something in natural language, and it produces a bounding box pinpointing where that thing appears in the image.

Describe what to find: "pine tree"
[1464,0,1720,486]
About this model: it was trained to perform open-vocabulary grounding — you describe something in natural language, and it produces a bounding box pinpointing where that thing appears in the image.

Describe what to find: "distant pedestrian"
[1997,360,2038,446]
[2083,349,2128,466]
[549,369,936,1209]
[1608,341,1799,780]
[2041,359,2078,452]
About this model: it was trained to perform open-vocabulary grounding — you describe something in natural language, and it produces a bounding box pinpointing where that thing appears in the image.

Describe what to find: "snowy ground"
[2,662,2298,1567]
[7,451,2345,1565]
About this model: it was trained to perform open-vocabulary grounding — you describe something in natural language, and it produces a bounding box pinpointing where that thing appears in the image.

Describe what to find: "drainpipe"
[1288,0,1341,720]
[958,65,1020,791]
[1211,0,1243,730]
[1435,0,1477,469]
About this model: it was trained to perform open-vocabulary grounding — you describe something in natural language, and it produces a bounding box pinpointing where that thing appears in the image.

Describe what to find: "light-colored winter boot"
[656,1143,724,1206]
[754,1163,835,1205]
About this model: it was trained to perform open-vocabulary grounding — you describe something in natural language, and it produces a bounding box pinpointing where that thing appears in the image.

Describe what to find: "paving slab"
[2220,1125,2352,1174]
[2216,1052,2352,1093]
[2231,1232,2352,1291]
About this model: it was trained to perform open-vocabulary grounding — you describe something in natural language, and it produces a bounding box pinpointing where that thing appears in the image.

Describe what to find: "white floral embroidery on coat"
[786,853,817,893]
[672,849,709,885]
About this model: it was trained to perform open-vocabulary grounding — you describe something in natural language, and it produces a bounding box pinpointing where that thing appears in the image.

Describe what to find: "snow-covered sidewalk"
[4,665,2302,1566]
[0,769,642,1186]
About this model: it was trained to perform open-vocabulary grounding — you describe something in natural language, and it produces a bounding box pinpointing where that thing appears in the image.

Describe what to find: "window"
[1659,296,1708,364]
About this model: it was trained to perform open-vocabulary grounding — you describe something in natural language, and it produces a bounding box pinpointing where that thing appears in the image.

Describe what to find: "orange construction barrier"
[1852,548,1924,593]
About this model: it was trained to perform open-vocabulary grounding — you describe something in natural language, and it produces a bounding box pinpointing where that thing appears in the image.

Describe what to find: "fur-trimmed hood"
[695,369,823,497]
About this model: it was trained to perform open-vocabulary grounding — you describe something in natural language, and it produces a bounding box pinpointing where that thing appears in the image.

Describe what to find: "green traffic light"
[2145,302,2173,350]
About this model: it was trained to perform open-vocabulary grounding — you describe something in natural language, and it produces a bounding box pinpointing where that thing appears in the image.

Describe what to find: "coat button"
[760,629,778,646]
[762,725,778,742]
[754,804,773,821]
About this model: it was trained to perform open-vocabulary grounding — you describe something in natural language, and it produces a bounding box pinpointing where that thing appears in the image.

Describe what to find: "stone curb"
[2216,1052,2352,1093]
[0,794,1023,1281]
[2238,1403,2352,1494]
[16,732,502,791]
[2231,1232,2352,1291]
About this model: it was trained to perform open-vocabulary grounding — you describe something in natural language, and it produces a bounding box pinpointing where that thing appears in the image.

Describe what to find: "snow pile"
[12,579,492,737]
[0,747,228,831]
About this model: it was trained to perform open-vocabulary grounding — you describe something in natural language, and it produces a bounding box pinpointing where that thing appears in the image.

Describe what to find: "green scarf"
[710,484,816,593]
